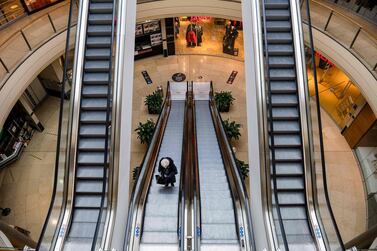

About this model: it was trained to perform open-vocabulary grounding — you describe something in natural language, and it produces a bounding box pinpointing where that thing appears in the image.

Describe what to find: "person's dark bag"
[155,175,166,185]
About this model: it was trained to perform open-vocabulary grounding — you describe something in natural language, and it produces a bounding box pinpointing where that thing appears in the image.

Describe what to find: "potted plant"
[236,159,249,180]
[214,91,235,112]
[133,166,140,180]
[222,119,241,141]
[135,119,155,145]
[145,90,163,114]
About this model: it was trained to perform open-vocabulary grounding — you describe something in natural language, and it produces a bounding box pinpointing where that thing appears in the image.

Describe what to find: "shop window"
[0,0,26,26]
[22,0,61,13]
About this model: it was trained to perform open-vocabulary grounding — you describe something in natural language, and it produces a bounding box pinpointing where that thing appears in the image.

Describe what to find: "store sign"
[227,71,238,85]
[189,16,211,22]
[315,51,334,66]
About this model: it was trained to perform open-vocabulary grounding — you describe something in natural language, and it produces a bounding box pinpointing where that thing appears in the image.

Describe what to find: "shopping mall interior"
[0,0,377,250]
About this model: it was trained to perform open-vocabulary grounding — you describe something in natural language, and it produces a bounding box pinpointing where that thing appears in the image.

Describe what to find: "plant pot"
[148,107,159,114]
[219,105,230,112]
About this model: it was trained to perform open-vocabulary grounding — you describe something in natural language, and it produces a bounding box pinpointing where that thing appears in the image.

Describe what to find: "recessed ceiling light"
[10,4,18,9]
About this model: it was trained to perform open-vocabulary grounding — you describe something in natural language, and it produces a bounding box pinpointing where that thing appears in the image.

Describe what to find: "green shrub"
[145,90,163,114]
[222,119,241,141]
[135,119,155,145]
[236,159,249,180]
[214,91,235,112]
[133,166,140,180]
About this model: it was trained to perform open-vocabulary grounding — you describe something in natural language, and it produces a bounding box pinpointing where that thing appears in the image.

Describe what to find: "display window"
[22,0,62,13]
[0,0,26,26]
[174,16,244,59]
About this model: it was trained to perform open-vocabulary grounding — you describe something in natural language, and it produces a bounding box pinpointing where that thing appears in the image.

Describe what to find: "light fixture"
[10,4,19,9]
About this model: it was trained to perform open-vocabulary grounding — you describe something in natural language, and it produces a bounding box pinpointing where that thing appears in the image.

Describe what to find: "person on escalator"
[156,157,178,187]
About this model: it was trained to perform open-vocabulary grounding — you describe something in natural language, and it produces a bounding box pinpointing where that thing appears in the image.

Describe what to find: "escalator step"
[274,148,302,162]
[75,180,103,193]
[271,93,298,107]
[89,2,113,13]
[266,21,291,31]
[87,25,112,36]
[273,206,307,220]
[79,138,106,151]
[77,166,105,179]
[74,194,103,208]
[275,176,304,190]
[80,111,108,123]
[84,60,110,72]
[81,98,109,110]
[274,162,303,175]
[80,124,107,137]
[269,56,294,68]
[85,48,111,60]
[268,44,293,54]
[267,32,292,44]
[269,69,296,80]
[273,134,301,147]
[83,72,109,84]
[72,209,100,223]
[265,0,289,9]
[69,222,97,238]
[82,85,109,98]
[271,107,299,120]
[270,80,297,93]
[272,120,300,133]
[86,37,111,48]
[277,192,306,206]
[266,9,290,20]
[88,14,113,25]
[77,151,106,165]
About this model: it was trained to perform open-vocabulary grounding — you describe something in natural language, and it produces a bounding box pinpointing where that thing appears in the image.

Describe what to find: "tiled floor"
[0,97,59,241]
[0,54,367,245]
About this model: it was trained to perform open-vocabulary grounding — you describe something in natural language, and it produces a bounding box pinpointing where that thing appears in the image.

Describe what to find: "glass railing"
[301,0,345,250]
[0,1,77,87]
[36,0,78,250]
[301,0,377,76]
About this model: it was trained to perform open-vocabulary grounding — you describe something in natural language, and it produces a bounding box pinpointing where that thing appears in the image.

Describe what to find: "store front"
[0,0,63,27]
[175,16,244,59]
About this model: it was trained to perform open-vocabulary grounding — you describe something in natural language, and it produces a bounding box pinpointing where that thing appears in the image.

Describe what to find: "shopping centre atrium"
[0,0,377,250]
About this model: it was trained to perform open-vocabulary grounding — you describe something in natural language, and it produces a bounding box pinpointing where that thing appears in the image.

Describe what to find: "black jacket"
[158,157,178,183]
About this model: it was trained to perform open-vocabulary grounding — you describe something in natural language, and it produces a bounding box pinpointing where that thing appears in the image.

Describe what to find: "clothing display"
[186,23,203,47]
[223,25,239,56]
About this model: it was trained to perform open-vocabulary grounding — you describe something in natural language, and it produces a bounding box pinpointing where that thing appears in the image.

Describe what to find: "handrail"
[259,0,289,249]
[191,86,201,251]
[208,82,255,250]
[91,0,118,248]
[0,1,77,89]
[180,82,195,250]
[303,0,345,249]
[123,84,172,250]
[36,0,78,249]
[311,0,376,41]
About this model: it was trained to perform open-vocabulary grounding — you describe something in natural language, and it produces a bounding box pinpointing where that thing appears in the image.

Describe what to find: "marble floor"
[0,97,59,242]
[0,54,367,246]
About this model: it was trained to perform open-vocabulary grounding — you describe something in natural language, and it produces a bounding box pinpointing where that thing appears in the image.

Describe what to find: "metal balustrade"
[0,1,77,88]
[301,0,377,76]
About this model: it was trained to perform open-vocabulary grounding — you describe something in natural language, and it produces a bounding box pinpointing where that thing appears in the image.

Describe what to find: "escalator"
[261,0,318,250]
[192,82,254,251]
[59,0,116,249]
[125,82,187,251]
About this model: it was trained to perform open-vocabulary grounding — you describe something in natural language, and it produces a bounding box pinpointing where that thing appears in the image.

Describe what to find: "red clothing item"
[187,30,197,44]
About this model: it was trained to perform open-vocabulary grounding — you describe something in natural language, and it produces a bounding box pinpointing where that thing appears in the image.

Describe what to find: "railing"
[301,0,377,76]
[36,0,78,250]
[0,0,27,28]
[301,0,345,250]
[123,85,172,250]
[0,1,77,88]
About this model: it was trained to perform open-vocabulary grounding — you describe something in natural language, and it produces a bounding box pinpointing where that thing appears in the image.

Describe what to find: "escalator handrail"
[36,0,77,248]
[259,0,290,248]
[179,82,194,251]
[38,0,91,249]
[191,87,201,251]
[90,0,118,248]
[302,0,345,249]
[207,83,256,250]
[123,83,172,250]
